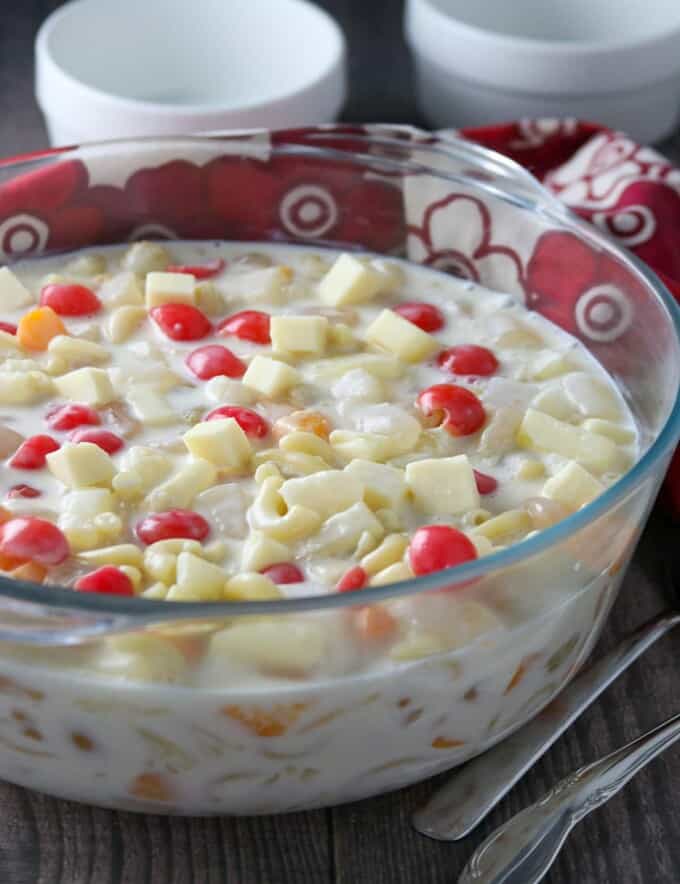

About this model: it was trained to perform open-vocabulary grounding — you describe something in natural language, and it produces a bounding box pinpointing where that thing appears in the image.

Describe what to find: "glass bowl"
[0,126,677,815]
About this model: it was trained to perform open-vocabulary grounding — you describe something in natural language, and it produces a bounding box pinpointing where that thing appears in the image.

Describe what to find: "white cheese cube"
[517,408,620,473]
[46,442,116,488]
[345,459,407,510]
[543,461,604,510]
[104,306,147,344]
[240,531,290,571]
[55,367,115,406]
[319,254,387,306]
[0,370,53,404]
[183,417,253,472]
[47,335,110,368]
[365,309,439,363]
[270,315,328,356]
[175,552,226,600]
[242,355,300,398]
[406,455,480,515]
[98,272,144,308]
[145,271,196,308]
[279,470,363,519]
[127,384,177,426]
[0,267,33,310]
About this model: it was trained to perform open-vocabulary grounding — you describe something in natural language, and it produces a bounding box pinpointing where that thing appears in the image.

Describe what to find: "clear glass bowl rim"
[0,133,678,623]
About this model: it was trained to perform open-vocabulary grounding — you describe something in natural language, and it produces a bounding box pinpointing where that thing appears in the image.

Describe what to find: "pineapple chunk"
[47,335,109,368]
[205,376,256,405]
[543,461,604,510]
[279,470,363,519]
[104,306,147,344]
[127,384,177,426]
[223,573,283,601]
[344,459,407,510]
[183,418,253,472]
[319,254,388,306]
[563,372,622,420]
[241,531,290,571]
[0,370,53,404]
[209,619,324,672]
[62,488,115,517]
[582,418,636,445]
[405,455,480,515]
[144,459,216,510]
[517,408,619,474]
[46,442,116,488]
[145,271,196,308]
[55,367,115,406]
[527,351,574,380]
[222,266,290,304]
[530,385,576,421]
[0,267,33,310]
[304,502,383,556]
[79,544,143,568]
[175,552,226,600]
[242,355,300,398]
[270,315,328,356]
[307,352,404,382]
[365,309,438,363]
[98,272,143,308]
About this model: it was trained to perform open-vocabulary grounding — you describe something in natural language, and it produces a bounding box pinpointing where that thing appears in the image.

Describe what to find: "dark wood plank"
[0,1,679,882]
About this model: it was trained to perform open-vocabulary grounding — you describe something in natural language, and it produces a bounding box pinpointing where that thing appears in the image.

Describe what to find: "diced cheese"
[543,461,604,510]
[145,271,196,308]
[55,367,115,406]
[517,408,620,473]
[0,267,33,310]
[405,455,480,515]
[270,315,328,356]
[47,442,116,488]
[127,384,177,426]
[183,418,253,472]
[365,309,439,362]
[279,470,364,519]
[319,254,388,306]
[242,355,300,398]
[345,459,407,510]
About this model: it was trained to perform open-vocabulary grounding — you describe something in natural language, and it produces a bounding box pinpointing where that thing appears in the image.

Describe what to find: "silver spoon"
[458,710,680,884]
[412,609,680,840]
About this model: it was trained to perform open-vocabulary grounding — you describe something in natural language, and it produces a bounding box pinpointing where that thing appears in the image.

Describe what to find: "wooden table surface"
[1,1,679,881]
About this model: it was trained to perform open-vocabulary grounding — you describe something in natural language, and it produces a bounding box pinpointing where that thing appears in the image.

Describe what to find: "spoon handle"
[459,710,680,884]
[413,611,680,841]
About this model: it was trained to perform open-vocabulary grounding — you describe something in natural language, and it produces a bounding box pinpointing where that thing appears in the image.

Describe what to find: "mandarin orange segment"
[222,702,309,737]
[17,307,66,351]
[129,772,174,802]
[10,561,47,583]
[354,606,398,642]
[272,410,331,440]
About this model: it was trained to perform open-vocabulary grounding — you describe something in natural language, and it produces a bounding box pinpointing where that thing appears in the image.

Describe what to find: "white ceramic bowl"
[405,0,680,142]
[35,0,346,146]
